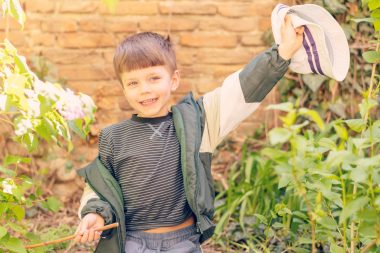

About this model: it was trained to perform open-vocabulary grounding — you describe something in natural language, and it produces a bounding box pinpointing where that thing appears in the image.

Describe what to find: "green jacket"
[76,44,289,253]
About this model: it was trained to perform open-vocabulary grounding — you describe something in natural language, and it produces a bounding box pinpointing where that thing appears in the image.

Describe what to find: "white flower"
[0,94,6,111]
[15,118,33,136]
[27,98,40,117]
[56,89,85,120]
[34,80,62,100]
[24,88,37,99]
[79,93,96,115]
[2,178,16,195]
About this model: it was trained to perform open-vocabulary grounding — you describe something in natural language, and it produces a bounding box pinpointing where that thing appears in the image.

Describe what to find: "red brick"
[198,17,222,31]
[177,49,196,65]
[42,49,105,65]
[180,33,237,48]
[99,1,158,15]
[60,1,99,13]
[79,19,105,32]
[139,17,198,31]
[0,31,28,47]
[41,19,77,33]
[30,33,56,46]
[0,18,19,31]
[58,65,114,81]
[97,81,124,96]
[106,20,138,33]
[159,2,217,15]
[196,48,252,64]
[95,95,121,110]
[118,96,132,111]
[194,78,219,94]
[67,80,105,95]
[175,78,194,94]
[241,32,265,46]
[258,17,272,31]
[218,2,277,17]
[25,0,55,13]
[57,33,115,48]
[221,17,258,32]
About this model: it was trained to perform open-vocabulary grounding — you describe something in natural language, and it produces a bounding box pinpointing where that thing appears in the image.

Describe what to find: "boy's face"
[120,65,180,118]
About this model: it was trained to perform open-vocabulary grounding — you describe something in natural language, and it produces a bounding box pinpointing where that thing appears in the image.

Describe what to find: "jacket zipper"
[86,178,123,252]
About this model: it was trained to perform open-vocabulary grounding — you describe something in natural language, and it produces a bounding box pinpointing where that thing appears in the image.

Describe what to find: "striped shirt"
[98,112,193,231]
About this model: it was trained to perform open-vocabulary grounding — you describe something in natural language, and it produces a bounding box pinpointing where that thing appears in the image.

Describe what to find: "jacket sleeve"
[199,44,290,153]
[77,183,115,226]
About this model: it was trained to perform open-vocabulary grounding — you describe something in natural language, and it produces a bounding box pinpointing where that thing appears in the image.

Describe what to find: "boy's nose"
[139,82,152,93]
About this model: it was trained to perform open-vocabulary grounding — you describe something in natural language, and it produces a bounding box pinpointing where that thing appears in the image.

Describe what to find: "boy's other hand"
[74,213,105,244]
[278,15,305,61]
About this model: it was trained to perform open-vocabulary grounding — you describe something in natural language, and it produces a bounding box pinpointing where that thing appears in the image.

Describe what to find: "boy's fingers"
[94,231,101,241]
[88,229,96,242]
[80,230,89,243]
[295,26,305,35]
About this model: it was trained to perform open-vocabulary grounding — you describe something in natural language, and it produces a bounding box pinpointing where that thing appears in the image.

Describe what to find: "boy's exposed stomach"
[143,214,195,233]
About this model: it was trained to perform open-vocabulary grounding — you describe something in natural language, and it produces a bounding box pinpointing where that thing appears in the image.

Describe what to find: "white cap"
[271,3,350,81]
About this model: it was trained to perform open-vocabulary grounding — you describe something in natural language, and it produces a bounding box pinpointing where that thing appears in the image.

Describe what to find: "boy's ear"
[171,70,180,92]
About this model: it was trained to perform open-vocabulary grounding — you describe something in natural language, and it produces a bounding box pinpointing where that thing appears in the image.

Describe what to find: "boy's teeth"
[141,98,157,104]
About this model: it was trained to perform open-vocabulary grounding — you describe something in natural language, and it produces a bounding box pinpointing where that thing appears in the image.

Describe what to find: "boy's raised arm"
[199,16,304,153]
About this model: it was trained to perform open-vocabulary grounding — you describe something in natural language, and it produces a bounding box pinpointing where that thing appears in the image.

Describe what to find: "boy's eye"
[150,76,161,81]
[128,81,138,86]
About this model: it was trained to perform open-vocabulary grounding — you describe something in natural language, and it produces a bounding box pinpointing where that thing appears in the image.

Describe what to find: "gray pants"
[124,224,202,253]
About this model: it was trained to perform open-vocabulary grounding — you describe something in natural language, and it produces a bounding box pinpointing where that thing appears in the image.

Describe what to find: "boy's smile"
[120,66,180,118]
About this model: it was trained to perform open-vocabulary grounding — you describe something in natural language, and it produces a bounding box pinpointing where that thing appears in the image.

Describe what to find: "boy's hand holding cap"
[278,15,305,61]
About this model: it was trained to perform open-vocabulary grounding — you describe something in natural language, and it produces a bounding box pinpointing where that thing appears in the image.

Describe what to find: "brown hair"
[113,32,177,85]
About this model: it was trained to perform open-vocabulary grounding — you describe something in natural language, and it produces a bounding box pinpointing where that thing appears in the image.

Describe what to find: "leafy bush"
[215,0,380,252]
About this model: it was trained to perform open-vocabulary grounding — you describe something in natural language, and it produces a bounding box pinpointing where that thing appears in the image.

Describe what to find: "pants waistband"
[125,224,197,250]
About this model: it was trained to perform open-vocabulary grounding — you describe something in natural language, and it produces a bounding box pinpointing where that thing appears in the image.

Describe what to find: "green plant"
[215,0,380,252]
[0,1,97,252]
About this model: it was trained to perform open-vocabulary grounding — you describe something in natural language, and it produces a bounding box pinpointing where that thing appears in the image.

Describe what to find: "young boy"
[74,16,303,253]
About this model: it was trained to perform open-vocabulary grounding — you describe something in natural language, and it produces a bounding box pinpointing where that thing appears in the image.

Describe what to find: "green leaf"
[4,237,27,253]
[266,102,294,112]
[345,119,366,132]
[369,0,380,10]
[279,110,297,126]
[371,9,380,31]
[10,205,25,221]
[0,166,17,177]
[326,151,352,169]
[278,174,292,188]
[9,0,26,29]
[22,132,39,152]
[4,155,31,166]
[268,128,292,145]
[333,124,348,140]
[254,214,268,225]
[244,155,254,184]
[317,216,338,230]
[0,227,7,239]
[330,243,345,253]
[68,118,86,139]
[350,167,369,183]
[318,138,336,151]
[363,51,380,63]
[302,74,328,92]
[339,197,369,224]
[299,108,325,130]
[46,196,61,212]
[35,117,57,142]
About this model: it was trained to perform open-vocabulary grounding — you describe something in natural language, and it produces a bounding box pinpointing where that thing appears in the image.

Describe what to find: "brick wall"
[1,0,292,159]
